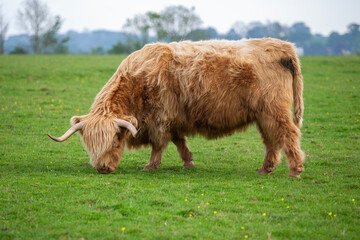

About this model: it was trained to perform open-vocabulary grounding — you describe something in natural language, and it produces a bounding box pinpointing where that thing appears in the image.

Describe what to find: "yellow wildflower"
[214,211,217,214]
[241,226,245,230]
[185,199,188,202]
[281,198,284,201]
[206,202,209,205]
[328,212,332,216]
[262,213,266,216]
[121,227,125,231]
[352,198,355,202]
[189,214,192,217]
[244,235,248,238]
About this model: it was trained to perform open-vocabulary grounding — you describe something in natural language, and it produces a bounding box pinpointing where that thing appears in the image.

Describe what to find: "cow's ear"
[70,115,87,125]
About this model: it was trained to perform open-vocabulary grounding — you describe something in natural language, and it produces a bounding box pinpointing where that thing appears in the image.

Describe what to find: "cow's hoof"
[257,166,274,175]
[183,161,195,169]
[289,167,304,178]
[143,164,160,170]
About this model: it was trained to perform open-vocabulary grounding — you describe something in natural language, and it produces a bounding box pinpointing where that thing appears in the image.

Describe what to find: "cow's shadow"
[5,157,291,181]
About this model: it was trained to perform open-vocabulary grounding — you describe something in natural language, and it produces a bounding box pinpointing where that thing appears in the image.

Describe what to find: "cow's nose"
[96,166,115,174]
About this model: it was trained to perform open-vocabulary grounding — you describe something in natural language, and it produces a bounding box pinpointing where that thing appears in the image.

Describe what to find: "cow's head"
[48,115,140,174]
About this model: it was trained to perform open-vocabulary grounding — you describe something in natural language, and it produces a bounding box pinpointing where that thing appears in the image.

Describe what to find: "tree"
[10,46,28,54]
[91,46,105,55]
[0,5,9,54]
[154,6,202,41]
[288,22,312,47]
[246,21,266,38]
[346,23,360,54]
[108,36,142,54]
[326,23,360,55]
[124,5,202,43]
[187,27,217,41]
[123,14,151,46]
[230,21,247,38]
[17,0,68,54]
[108,41,128,54]
[17,0,50,53]
[348,23,360,34]
[122,5,202,46]
[327,32,346,55]
[42,16,69,54]
[304,42,328,56]
[267,22,287,39]
[245,21,287,39]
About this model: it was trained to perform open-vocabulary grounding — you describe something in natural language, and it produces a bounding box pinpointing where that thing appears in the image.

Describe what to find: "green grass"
[0,55,359,239]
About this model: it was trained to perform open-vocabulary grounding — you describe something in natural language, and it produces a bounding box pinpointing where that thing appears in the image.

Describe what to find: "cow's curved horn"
[116,119,140,138]
[48,122,84,142]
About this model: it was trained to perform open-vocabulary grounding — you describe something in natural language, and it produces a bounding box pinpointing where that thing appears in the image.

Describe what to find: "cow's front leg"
[143,145,165,170]
[172,137,194,169]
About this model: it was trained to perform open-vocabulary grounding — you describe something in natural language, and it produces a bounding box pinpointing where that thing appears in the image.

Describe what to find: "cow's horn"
[48,122,84,142]
[116,119,140,138]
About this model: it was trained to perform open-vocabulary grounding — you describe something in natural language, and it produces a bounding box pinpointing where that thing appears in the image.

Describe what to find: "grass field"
[0,55,359,239]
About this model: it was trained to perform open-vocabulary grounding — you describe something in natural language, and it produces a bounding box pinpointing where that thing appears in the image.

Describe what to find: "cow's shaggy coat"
[50,38,305,177]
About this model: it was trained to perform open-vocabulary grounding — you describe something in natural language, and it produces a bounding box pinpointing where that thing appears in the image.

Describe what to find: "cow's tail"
[292,57,304,128]
[280,56,304,128]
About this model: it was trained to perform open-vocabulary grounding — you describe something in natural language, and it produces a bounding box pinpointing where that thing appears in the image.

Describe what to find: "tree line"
[0,0,68,54]
[1,0,359,55]
[111,6,360,56]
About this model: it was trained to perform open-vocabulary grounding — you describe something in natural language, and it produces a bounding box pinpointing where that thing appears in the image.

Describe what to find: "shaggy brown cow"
[48,38,305,177]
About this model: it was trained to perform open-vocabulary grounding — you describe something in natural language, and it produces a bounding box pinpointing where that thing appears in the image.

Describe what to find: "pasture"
[0,55,359,239]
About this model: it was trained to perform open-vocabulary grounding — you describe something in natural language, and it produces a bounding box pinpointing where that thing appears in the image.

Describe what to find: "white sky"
[2,0,360,37]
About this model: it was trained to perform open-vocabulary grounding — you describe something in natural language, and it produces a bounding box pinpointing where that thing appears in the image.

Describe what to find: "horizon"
[1,0,360,38]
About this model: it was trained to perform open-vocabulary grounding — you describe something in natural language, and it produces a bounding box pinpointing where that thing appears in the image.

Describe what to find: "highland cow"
[48,38,305,177]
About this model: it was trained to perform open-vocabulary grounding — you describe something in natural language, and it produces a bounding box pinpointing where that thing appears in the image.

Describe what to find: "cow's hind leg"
[143,144,166,170]
[257,114,304,178]
[282,122,305,178]
[257,123,282,175]
[172,137,194,169]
